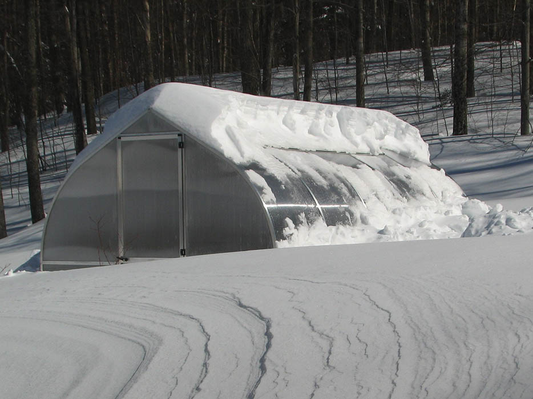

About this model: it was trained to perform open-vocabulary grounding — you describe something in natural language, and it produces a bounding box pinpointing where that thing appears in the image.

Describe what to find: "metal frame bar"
[178,135,186,256]
[119,133,182,141]
[42,260,112,266]
[117,137,124,259]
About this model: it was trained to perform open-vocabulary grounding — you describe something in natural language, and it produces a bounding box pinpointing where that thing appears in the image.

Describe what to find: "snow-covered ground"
[3,235,533,398]
[1,43,533,398]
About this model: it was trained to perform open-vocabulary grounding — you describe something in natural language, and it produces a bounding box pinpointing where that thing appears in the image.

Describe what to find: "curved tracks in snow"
[2,246,533,399]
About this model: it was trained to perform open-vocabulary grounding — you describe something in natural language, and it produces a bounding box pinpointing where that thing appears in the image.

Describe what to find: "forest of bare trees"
[0,0,530,236]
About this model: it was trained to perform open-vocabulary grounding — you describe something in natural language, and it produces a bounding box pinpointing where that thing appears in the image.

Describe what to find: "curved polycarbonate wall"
[41,110,441,271]
[184,137,273,256]
[242,148,439,244]
[41,111,277,270]
[42,140,119,267]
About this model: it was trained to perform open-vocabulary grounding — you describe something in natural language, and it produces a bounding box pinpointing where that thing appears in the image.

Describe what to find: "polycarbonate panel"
[42,141,118,265]
[184,137,273,255]
[270,150,357,226]
[244,162,322,240]
[121,138,181,258]
[123,111,178,134]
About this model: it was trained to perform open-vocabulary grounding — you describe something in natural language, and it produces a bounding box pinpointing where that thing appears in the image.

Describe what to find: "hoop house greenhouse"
[41,83,465,271]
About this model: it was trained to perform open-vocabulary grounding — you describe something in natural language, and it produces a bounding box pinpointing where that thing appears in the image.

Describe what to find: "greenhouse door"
[117,134,184,260]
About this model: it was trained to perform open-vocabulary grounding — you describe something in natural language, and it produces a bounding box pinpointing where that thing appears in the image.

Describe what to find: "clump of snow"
[278,199,533,247]
[245,170,277,204]
[462,200,533,237]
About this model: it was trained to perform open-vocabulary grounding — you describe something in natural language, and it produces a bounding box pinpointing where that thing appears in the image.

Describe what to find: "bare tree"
[261,0,276,96]
[0,174,6,238]
[303,0,313,101]
[77,0,97,135]
[467,0,477,97]
[293,0,301,100]
[182,0,189,77]
[368,0,378,54]
[141,0,155,90]
[355,0,365,107]
[240,0,261,94]
[24,0,45,223]
[452,0,468,136]
[0,38,8,153]
[521,0,531,136]
[64,0,87,154]
[420,0,434,81]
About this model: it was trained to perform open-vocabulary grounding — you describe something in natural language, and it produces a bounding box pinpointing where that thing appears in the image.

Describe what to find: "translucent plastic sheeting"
[185,137,273,255]
[244,162,322,241]
[268,149,360,226]
[42,141,119,265]
[119,137,181,258]
[245,149,453,244]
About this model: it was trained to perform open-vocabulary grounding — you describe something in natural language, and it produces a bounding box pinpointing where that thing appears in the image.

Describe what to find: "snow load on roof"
[100,83,430,165]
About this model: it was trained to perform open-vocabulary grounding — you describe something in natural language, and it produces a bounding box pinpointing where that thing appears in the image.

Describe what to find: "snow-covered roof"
[75,83,430,173]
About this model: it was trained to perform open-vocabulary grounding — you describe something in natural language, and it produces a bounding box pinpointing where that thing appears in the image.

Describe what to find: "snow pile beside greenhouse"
[279,199,533,247]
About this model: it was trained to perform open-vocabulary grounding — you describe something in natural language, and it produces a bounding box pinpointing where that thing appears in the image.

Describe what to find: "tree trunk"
[467,0,477,97]
[521,0,531,136]
[386,0,396,50]
[24,0,45,223]
[0,30,9,152]
[355,0,365,107]
[261,0,276,96]
[420,0,434,81]
[190,9,197,76]
[381,0,389,65]
[240,0,261,94]
[452,0,468,136]
[368,0,378,53]
[141,0,155,90]
[182,0,189,76]
[49,0,66,116]
[167,0,177,81]
[99,0,114,93]
[64,0,87,154]
[35,0,45,118]
[0,173,6,238]
[293,0,300,100]
[77,0,97,135]
[159,0,165,84]
[303,0,313,101]
[111,0,121,93]
[407,0,417,49]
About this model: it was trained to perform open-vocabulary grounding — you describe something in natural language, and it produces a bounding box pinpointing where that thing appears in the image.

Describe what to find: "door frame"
[116,133,185,261]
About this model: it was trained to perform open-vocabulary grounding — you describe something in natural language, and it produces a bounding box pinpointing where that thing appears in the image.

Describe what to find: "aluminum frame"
[117,133,184,262]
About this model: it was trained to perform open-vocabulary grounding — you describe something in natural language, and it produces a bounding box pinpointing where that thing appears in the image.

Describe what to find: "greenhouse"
[40,83,464,271]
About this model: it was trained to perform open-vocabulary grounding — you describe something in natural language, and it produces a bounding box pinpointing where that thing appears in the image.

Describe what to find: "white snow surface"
[98,83,430,166]
[3,237,533,399]
[2,43,533,398]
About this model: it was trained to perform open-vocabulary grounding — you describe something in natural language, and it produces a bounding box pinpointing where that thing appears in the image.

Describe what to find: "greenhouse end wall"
[41,112,276,271]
